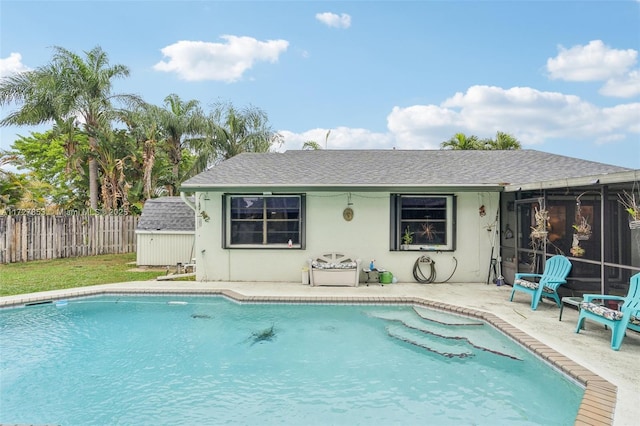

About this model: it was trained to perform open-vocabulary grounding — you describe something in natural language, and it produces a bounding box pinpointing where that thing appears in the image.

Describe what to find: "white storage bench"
[308,253,361,287]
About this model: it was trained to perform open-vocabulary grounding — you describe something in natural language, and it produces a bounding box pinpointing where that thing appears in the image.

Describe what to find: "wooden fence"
[0,215,138,264]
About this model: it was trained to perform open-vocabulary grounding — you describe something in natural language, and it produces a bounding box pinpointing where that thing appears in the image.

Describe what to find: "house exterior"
[136,197,195,266]
[179,149,639,295]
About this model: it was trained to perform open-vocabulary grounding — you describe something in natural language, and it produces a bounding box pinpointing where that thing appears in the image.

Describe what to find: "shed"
[136,196,195,266]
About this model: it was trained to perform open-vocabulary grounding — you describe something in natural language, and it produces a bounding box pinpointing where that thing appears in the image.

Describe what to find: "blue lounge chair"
[575,273,640,351]
[509,255,572,310]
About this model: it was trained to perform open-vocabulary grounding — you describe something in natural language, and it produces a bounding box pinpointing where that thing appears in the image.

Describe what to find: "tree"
[197,102,283,169]
[440,133,481,150]
[441,131,522,150]
[0,151,22,209]
[155,94,207,196]
[302,141,323,150]
[50,116,84,175]
[0,45,140,208]
[119,103,163,200]
[93,130,137,211]
[302,130,330,150]
[11,130,89,208]
[483,131,522,150]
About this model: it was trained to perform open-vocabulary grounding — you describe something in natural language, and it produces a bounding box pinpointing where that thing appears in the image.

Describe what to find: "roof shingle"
[181,149,632,189]
[137,197,195,231]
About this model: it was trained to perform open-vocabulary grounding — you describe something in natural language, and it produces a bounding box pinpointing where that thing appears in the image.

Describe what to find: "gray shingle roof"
[181,149,633,190]
[137,197,195,231]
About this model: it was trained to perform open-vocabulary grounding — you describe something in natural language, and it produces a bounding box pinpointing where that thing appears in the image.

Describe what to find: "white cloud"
[315,12,351,29]
[281,85,639,152]
[546,40,639,98]
[153,36,289,82]
[0,53,30,77]
[547,40,637,81]
[388,85,639,147]
[599,69,640,98]
[279,127,391,151]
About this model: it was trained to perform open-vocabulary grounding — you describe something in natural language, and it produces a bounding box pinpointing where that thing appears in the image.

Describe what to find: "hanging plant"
[530,205,548,239]
[570,232,586,257]
[572,216,592,240]
[617,190,640,229]
[570,243,585,257]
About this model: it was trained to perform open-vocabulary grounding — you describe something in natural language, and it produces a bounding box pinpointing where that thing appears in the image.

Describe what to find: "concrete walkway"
[2,280,638,425]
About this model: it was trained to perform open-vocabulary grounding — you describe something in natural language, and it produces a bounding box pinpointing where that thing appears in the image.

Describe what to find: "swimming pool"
[0,295,583,425]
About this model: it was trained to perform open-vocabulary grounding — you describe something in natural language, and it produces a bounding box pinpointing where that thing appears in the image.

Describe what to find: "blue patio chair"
[509,255,572,310]
[575,273,640,351]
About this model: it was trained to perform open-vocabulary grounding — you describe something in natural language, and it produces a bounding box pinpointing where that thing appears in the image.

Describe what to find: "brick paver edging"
[1,288,616,425]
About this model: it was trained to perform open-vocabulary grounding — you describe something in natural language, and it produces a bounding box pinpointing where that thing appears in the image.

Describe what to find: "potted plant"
[618,190,640,229]
[401,226,413,250]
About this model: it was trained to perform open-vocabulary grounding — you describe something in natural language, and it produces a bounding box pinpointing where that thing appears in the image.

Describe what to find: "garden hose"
[413,255,458,284]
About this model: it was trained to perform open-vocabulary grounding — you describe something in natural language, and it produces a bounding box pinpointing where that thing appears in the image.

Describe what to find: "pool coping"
[1,288,616,425]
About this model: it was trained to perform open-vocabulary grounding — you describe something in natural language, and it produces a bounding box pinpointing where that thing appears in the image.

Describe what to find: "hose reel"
[412,255,458,284]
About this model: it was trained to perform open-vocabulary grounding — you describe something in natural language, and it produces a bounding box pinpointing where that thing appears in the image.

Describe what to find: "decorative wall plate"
[343,207,354,221]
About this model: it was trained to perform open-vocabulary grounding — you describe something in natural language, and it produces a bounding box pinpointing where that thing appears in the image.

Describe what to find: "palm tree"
[485,131,522,150]
[50,116,84,175]
[156,94,207,196]
[302,130,331,150]
[302,141,323,150]
[93,129,137,211]
[440,133,481,150]
[119,104,163,200]
[0,45,139,208]
[199,102,282,168]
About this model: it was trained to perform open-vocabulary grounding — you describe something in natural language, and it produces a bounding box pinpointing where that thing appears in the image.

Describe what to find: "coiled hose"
[412,255,458,284]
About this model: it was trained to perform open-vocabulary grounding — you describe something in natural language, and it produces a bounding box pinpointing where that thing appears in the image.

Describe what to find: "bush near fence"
[0,215,138,264]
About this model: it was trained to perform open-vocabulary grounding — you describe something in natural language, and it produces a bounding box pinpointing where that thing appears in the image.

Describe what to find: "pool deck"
[2,280,638,426]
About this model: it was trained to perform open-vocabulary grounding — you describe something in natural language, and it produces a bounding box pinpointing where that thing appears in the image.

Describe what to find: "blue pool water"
[0,295,583,425]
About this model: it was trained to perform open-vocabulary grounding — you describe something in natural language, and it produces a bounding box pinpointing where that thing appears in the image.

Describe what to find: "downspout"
[600,185,606,294]
[180,191,198,279]
[180,191,196,212]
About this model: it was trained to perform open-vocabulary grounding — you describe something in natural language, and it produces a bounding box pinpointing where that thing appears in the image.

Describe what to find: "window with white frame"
[224,194,305,248]
[391,194,456,251]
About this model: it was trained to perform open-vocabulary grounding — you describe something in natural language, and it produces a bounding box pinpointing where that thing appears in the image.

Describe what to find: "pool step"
[369,310,522,361]
[386,323,473,359]
[412,306,484,326]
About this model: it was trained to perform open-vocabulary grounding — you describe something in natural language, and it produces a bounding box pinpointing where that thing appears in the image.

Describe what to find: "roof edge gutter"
[179,184,505,193]
[180,191,197,212]
[504,170,640,192]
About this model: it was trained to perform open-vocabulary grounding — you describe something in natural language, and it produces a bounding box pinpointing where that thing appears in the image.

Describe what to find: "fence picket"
[0,215,138,264]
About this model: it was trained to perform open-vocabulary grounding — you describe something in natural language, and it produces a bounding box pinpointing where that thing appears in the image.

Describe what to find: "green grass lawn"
[0,253,165,296]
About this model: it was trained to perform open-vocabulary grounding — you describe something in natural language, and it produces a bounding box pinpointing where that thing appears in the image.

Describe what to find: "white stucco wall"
[136,232,195,266]
[193,191,500,283]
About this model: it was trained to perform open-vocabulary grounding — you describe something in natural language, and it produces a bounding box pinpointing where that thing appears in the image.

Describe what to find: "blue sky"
[1,0,639,168]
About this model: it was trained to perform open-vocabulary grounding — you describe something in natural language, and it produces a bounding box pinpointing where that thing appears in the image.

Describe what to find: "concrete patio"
[2,280,638,425]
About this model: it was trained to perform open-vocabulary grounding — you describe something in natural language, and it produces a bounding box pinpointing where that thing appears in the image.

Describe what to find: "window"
[391,194,456,251]
[224,195,305,248]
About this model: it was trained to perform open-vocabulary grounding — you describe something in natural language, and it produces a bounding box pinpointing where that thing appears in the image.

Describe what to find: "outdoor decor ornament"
[343,193,354,221]
[530,205,549,239]
[504,224,514,239]
[343,207,354,221]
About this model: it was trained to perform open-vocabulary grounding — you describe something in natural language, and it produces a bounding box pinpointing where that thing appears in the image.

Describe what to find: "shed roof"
[181,149,633,192]
[137,197,195,232]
